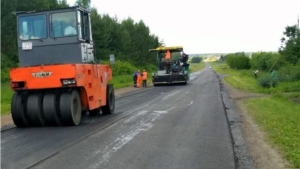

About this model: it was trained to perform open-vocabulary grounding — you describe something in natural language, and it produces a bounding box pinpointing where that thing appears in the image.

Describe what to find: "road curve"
[1,67,235,169]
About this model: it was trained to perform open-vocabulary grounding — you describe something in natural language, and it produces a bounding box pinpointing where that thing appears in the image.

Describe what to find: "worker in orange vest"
[136,70,141,88]
[165,50,171,61]
[165,50,171,74]
[142,70,148,87]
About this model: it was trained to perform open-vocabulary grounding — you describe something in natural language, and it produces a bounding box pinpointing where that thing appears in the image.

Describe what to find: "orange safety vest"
[137,73,141,87]
[142,71,148,80]
[165,51,171,59]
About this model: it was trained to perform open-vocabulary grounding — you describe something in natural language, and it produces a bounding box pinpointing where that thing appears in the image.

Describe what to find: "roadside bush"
[1,53,18,83]
[225,52,251,70]
[1,68,10,83]
[141,64,156,73]
[110,60,137,76]
[250,52,285,71]
[258,76,279,88]
[277,64,300,82]
[101,60,156,76]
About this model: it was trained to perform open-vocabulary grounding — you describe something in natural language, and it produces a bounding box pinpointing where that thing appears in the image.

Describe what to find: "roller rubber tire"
[101,85,115,115]
[43,93,63,126]
[60,90,82,126]
[26,93,46,127]
[11,93,29,127]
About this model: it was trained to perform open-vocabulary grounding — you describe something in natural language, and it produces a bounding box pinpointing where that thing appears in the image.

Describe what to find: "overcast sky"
[67,0,299,54]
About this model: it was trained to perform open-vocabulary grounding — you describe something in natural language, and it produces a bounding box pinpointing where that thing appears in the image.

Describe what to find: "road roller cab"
[10,6,116,127]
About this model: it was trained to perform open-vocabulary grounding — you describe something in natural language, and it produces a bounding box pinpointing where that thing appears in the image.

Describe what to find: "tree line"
[225,24,299,69]
[191,57,202,63]
[222,24,300,87]
[1,0,162,81]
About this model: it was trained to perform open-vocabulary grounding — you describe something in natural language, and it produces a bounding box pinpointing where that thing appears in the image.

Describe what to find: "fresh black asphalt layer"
[1,66,254,169]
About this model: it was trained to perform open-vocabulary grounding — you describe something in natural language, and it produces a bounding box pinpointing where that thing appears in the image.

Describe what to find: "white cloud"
[67,0,299,53]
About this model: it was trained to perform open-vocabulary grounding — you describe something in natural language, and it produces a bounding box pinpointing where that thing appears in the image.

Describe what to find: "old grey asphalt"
[1,67,236,169]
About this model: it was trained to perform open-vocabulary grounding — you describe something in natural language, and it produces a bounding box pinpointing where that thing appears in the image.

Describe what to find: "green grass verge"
[211,62,300,94]
[109,75,152,89]
[211,61,300,167]
[109,75,135,89]
[244,96,300,168]
[190,62,205,73]
[1,83,13,115]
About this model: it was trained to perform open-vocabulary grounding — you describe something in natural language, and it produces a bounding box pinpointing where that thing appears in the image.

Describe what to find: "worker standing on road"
[137,70,141,88]
[133,70,137,87]
[142,70,148,87]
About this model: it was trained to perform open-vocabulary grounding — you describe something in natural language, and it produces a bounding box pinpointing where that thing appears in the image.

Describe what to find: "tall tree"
[57,0,69,8]
[279,25,300,64]
[75,0,91,9]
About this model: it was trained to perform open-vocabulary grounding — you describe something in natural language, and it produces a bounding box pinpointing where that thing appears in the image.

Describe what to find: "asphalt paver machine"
[149,46,190,86]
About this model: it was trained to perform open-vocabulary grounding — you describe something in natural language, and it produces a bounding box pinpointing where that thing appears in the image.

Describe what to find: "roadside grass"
[211,62,269,93]
[211,62,300,94]
[190,62,205,73]
[211,61,300,167]
[243,96,300,168]
[1,83,13,115]
[109,75,134,89]
[275,81,300,93]
[110,74,153,89]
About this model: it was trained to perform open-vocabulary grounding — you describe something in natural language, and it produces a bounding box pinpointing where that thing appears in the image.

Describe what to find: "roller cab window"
[18,15,47,40]
[50,11,77,38]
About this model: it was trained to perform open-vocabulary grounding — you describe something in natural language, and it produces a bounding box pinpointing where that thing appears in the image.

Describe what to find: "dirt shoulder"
[222,79,291,169]
[1,85,152,128]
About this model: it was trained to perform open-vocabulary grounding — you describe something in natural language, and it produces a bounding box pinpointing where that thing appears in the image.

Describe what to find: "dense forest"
[1,0,162,82]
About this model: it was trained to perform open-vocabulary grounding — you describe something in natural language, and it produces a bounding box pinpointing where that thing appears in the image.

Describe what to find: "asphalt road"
[1,67,236,169]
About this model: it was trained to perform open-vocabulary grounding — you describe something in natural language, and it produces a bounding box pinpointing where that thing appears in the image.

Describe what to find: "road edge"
[215,71,256,169]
